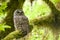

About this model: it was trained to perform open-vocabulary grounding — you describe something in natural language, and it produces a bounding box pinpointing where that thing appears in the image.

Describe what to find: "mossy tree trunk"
[43,0,60,40]
[0,0,25,39]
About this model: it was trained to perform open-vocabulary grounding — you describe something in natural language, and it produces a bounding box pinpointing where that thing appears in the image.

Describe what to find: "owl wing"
[14,16,22,30]
[14,15,29,32]
[21,16,29,32]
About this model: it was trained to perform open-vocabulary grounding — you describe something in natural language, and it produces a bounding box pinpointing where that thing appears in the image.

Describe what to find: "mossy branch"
[3,30,23,40]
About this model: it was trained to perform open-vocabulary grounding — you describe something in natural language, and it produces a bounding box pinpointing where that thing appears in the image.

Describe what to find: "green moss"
[3,30,22,40]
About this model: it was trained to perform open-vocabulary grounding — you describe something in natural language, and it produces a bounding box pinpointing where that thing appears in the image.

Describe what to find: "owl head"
[14,9,24,16]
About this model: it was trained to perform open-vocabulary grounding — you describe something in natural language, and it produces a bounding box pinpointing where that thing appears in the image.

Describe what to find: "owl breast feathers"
[13,9,29,34]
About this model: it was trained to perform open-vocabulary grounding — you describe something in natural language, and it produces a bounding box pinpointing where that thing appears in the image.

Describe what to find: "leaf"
[1,2,7,10]
[0,27,5,31]
[0,23,11,31]
[0,24,5,31]
[3,25,11,28]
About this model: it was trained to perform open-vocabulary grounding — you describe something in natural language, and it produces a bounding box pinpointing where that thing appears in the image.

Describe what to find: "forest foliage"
[0,0,60,40]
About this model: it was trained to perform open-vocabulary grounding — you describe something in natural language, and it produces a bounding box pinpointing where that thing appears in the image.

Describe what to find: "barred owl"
[13,9,29,35]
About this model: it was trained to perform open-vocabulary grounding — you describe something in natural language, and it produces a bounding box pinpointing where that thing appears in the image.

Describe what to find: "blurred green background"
[0,0,60,40]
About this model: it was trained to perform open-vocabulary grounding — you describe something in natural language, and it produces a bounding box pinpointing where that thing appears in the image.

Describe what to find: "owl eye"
[17,11,20,13]
[21,11,23,13]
